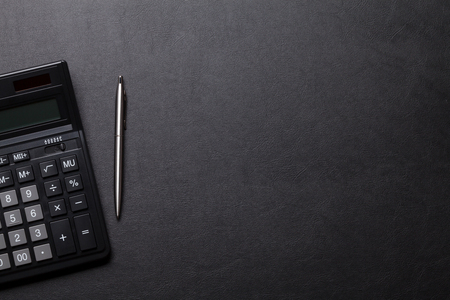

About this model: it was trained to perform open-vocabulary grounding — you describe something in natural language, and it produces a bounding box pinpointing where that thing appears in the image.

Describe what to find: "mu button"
[60,155,78,173]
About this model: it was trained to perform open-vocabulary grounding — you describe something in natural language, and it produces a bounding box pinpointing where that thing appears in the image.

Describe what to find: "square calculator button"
[65,175,83,193]
[0,190,18,208]
[20,185,39,203]
[0,253,11,270]
[12,248,32,266]
[0,155,9,166]
[4,209,23,227]
[0,234,6,250]
[69,194,88,212]
[49,199,67,217]
[44,179,63,197]
[39,160,58,178]
[60,155,79,173]
[16,165,34,183]
[8,229,27,247]
[29,224,48,242]
[34,244,53,262]
[25,204,44,222]
[0,170,14,189]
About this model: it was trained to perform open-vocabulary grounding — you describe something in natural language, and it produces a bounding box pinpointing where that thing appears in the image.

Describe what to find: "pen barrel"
[114,77,125,218]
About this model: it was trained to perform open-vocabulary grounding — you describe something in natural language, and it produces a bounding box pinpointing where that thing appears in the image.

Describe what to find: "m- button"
[60,155,78,173]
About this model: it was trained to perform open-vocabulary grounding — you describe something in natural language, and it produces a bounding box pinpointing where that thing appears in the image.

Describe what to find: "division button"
[33,244,53,262]
[12,151,30,163]
[0,170,14,189]
[74,214,97,251]
[44,179,63,197]
[0,253,11,270]
[39,160,58,178]
[50,218,76,256]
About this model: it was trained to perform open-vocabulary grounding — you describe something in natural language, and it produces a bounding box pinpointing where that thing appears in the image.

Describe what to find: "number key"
[20,185,39,203]
[29,224,48,242]
[4,209,23,227]
[8,229,27,247]
[0,253,11,271]
[0,190,18,208]
[24,204,43,222]
[12,248,31,266]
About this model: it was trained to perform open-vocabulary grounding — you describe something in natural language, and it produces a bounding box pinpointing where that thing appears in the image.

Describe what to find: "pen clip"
[123,83,127,131]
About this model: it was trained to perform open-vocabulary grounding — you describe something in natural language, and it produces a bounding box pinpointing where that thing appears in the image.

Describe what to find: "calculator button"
[50,219,76,256]
[8,229,27,247]
[16,165,34,183]
[49,199,67,217]
[29,224,48,242]
[60,155,79,173]
[0,190,18,208]
[4,209,23,227]
[74,214,96,251]
[12,151,30,163]
[65,175,83,193]
[0,253,11,270]
[0,155,9,167]
[0,170,14,189]
[20,185,39,203]
[39,160,58,178]
[0,234,6,250]
[24,204,44,222]
[12,248,31,266]
[69,194,88,212]
[33,244,53,262]
[44,179,63,197]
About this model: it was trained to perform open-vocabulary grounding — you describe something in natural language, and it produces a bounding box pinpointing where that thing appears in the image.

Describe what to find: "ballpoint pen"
[115,76,126,219]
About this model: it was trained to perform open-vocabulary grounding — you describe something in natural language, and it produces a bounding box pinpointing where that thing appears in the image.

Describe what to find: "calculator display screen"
[0,98,61,133]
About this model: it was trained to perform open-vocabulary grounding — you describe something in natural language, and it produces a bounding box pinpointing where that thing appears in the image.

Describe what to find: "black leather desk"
[1,1,449,298]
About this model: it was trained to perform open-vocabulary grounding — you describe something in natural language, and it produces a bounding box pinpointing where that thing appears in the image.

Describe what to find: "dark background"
[1,1,450,299]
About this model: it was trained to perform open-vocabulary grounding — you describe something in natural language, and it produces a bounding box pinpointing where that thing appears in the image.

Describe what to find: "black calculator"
[0,61,110,284]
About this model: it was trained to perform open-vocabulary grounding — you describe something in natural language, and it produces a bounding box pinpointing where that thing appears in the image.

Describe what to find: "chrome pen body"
[115,76,126,219]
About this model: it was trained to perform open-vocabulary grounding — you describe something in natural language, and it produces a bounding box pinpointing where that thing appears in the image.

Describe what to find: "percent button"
[64,174,83,193]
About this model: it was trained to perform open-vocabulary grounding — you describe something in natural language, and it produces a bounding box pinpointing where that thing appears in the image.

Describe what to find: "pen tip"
[118,76,123,84]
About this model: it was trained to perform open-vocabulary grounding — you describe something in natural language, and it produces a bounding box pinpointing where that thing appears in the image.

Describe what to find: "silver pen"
[115,76,126,219]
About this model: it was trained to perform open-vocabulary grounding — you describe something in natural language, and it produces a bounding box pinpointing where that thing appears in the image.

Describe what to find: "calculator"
[0,61,110,285]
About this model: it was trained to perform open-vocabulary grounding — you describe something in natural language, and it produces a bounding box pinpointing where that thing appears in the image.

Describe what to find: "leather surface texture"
[0,1,449,299]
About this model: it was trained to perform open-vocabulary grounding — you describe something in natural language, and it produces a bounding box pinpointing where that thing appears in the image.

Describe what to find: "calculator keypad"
[0,151,101,273]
